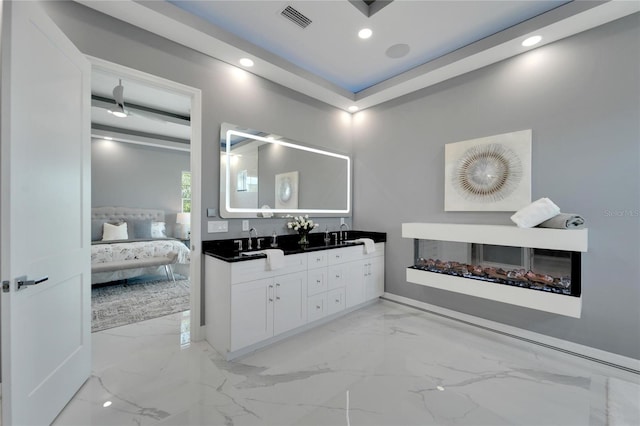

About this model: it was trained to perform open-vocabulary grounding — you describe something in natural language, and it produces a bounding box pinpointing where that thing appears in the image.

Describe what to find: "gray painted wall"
[352,14,640,359]
[45,1,353,242]
[91,139,190,235]
[257,143,348,210]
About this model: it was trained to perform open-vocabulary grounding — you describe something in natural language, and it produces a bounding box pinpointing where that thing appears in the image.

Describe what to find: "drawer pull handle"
[335,299,340,303]
[316,280,321,284]
[316,305,321,309]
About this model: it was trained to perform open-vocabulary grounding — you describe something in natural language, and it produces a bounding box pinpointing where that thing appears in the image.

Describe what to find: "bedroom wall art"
[444,129,532,211]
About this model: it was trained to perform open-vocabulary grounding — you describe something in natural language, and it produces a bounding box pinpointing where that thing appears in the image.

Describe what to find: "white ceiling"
[91,68,192,142]
[167,0,568,93]
[81,0,639,114]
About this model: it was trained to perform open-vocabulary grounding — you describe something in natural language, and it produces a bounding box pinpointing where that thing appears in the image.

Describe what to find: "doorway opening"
[88,57,202,340]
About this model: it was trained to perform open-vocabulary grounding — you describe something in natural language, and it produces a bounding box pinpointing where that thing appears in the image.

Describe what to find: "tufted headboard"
[91,206,165,222]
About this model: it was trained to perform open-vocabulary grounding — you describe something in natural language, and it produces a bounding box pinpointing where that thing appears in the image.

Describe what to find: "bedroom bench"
[91,252,179,283]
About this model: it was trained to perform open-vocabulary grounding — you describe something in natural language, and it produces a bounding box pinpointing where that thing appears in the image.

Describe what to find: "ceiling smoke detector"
[280,5,312,29]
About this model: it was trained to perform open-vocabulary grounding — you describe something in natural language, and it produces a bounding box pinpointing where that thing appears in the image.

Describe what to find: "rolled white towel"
[262,249,285,270]
[510,198,561,228]
[355,238,375,254]
[537,213,585,229]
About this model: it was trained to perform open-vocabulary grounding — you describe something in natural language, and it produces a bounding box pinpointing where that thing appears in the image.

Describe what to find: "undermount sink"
[239,251,265,257]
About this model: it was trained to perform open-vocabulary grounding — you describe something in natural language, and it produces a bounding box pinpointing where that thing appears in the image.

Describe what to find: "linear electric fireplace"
[402,223,588,318]
[412,241,581,297]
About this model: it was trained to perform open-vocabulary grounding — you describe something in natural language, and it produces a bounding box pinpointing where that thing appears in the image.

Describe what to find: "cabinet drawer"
[328,264,350,290]
[307,268,328,296]
[307,251,328,269]
[230,258,269,284]
[362,242,385,259]
[327,287,346,315]
[307,293,328,323]
[328,245,363,265]
[274,253,308,276]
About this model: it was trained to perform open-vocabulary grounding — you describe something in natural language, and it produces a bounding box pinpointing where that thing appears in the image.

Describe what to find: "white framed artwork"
[275,171,299,209]
[444,130,532,211]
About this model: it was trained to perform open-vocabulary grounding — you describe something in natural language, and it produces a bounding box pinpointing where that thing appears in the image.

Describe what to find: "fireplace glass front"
[411,239,581,297]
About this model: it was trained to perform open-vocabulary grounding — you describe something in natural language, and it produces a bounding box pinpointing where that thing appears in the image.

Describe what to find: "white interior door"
[1,1,91,425]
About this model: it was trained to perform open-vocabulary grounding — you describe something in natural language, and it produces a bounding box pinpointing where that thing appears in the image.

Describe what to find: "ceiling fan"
[107,79,178,124]
[108,79,128,118]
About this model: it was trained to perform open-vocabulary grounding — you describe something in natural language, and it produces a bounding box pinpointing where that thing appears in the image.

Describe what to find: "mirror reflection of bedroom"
[90,68,192,333]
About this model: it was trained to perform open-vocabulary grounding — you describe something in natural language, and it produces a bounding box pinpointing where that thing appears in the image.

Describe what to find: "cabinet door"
[230,278,274,351]
[273,271,307,335]
[345,261,365,308]
[364,257,385,300]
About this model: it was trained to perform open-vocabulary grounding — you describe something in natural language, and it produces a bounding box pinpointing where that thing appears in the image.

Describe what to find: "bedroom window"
[237,170,248,192]
[181,171,191,213]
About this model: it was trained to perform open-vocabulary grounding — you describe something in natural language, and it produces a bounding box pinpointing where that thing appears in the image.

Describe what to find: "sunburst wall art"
[444,130,531,211]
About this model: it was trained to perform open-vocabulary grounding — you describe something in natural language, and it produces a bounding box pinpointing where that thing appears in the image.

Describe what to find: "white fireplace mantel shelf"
[402,223,588,252]
[402,223,587,318]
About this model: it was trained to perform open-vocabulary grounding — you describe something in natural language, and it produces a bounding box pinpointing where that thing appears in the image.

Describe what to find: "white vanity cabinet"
[230,270,307,351]
[205,242,385,359]
[229,277,274,350]
[364,256,385,300]
[327,243,385,308]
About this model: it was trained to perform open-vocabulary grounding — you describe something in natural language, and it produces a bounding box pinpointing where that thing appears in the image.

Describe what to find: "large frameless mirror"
[219,122,351,218]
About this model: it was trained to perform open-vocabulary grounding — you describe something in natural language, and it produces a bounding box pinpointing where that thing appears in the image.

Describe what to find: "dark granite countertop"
[203,230,386,263]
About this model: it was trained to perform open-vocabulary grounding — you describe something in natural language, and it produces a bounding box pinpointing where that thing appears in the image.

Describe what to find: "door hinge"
[2,281,9,293]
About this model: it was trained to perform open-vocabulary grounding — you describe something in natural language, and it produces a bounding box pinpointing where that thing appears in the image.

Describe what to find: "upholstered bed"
[91,207,190,285]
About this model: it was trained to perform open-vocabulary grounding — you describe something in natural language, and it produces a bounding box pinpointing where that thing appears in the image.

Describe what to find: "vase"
[298,231,309,246]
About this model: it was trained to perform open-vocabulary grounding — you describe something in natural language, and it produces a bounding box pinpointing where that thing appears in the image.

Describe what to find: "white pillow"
[151,221,167,238]
[102,222,128,241]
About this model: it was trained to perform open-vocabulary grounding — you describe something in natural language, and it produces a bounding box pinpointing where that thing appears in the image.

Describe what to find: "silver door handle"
[16,276,48,291]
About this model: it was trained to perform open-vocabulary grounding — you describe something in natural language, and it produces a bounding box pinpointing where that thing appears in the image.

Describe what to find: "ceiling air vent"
[281,5,312,29]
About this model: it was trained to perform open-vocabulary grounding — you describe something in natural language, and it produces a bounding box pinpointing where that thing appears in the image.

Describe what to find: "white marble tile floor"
[53,301,640,425]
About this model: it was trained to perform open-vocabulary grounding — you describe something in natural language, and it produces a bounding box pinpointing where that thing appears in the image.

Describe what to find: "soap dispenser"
[271,230,278,248]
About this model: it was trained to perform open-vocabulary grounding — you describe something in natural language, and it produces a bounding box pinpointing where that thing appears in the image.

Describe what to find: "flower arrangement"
[287,214,318,232]
[287,215,318,245]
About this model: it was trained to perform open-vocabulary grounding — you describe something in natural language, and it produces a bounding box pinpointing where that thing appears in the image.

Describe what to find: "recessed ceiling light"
[103,401,112,408]
[358,28,372,39]
[239,58,254,67]
[348,106,359,112]
[522,35,542,47]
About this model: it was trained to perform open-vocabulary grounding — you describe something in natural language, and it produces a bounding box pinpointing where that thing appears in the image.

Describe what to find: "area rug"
[92,278,190,332]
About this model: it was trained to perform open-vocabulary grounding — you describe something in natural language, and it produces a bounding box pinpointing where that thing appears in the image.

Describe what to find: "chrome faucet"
[340,223,349,243]
[247,227,258,250]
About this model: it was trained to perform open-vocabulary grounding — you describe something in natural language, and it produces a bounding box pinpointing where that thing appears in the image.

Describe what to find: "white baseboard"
[382,292,640,374]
